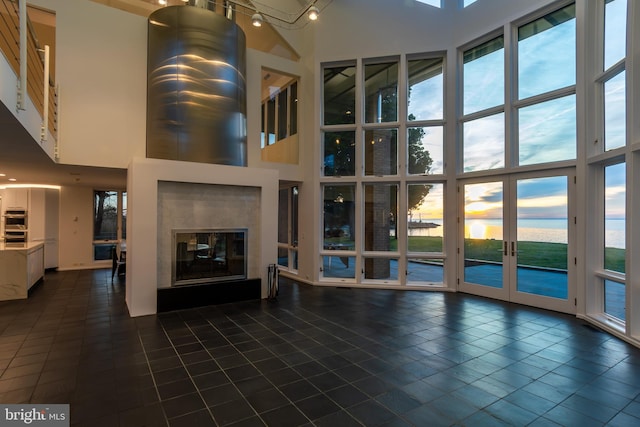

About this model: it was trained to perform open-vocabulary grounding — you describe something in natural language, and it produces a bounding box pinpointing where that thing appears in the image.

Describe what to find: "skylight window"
[464,0,478,6]
[415,0,441,8]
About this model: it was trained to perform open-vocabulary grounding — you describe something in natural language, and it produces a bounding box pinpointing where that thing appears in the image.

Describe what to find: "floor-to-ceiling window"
[586,0,630,330]
[316,0,638,344]
[321,54,447,286]
[406,56,446,285]
[458,3,577,314]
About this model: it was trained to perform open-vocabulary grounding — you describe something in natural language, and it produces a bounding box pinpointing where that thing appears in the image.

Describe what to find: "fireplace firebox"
[172,229,247,286]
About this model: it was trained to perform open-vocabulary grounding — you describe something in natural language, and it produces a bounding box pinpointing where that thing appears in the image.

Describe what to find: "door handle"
[511,241,516,256]
[503,241,508,256]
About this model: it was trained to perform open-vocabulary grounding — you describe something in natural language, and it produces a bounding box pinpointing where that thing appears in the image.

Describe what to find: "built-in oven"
[3,209,27,243]
[4,230,27,244]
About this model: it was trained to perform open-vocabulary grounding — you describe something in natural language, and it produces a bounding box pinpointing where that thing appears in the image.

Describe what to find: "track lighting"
[183,0,330,28]
[251,13,263,27]
[307,5,319,21]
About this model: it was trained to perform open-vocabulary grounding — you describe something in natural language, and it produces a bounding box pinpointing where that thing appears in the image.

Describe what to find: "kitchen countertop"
[0,241,45,300]
[0,241,45,251]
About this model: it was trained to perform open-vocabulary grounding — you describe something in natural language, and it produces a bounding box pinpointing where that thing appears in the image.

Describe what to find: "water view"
[408,218,626,249]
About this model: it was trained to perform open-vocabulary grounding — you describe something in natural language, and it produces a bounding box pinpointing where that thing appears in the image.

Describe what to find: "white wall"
[29,0,147,169]
[310,0,559,62]
[57,185,102,270]
[126,158,279,316]
[246,48,305,178]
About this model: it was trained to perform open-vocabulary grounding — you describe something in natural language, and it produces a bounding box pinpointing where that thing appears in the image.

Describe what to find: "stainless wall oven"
[3,209,27,243]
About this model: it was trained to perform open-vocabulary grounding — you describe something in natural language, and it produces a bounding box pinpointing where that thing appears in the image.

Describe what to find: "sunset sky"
[408,1,626,220]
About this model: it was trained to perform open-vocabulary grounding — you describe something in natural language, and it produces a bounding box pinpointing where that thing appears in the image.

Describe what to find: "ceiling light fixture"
[191,0,330,29]
[0,184,61,190]
[251,13,264,27]
[307,5,319,20]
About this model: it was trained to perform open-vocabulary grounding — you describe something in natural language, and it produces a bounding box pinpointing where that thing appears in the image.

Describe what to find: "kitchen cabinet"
[44,190,59,268]
[2,188,29,210]
[0,242,44,300]
[28,189,59,269]
[1,188,59,269]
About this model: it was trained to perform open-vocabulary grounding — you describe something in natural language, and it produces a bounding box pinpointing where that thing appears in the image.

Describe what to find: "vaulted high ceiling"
[0,0,323,188]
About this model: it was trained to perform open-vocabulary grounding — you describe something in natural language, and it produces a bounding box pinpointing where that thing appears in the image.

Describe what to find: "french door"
[458,170,576,313]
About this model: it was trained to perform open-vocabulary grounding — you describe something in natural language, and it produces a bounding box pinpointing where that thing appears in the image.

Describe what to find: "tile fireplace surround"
[157,182,259,289]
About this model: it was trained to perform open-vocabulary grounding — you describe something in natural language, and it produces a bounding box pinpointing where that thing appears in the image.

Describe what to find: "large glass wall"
[588,0,629,329]
[321,54,446,286]
[458,4,578,314]
[317,0,639,344]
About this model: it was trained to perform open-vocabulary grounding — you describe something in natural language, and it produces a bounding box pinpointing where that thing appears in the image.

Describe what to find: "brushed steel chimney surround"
[147,5,247,166]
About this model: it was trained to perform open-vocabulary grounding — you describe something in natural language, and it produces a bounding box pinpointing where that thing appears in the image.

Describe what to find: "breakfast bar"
[0,242,45,301]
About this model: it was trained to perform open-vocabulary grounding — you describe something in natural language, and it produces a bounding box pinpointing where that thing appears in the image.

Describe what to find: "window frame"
[261,75,299,148]
[92,189,126,261]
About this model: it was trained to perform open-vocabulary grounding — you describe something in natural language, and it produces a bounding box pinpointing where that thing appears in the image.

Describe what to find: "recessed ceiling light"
[8,178,16,181]
[0,173,5,177]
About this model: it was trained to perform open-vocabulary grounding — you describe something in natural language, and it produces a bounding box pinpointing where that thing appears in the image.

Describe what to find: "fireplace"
[127,159,278,316]
[172,229,247,286]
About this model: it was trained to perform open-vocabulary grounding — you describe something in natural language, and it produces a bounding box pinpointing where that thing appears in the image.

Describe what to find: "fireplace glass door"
[173,229,247,286]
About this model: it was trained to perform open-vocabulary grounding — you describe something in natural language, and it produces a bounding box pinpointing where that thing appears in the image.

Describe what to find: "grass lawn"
[390,236,626,273]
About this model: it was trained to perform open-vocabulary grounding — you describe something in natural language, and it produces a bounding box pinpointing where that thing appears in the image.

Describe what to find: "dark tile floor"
[1,269,640,426]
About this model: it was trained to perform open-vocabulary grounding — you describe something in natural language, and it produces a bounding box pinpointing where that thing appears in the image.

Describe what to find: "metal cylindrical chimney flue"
[147,5,247,166]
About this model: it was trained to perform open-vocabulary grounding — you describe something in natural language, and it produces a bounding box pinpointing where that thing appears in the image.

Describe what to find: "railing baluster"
[41,44,49,143]
[17,0,26,110]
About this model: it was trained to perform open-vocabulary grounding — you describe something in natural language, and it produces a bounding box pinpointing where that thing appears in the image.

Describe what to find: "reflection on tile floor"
[0,269,639,426]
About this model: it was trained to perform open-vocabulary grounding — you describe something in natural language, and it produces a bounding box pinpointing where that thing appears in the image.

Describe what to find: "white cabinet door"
[4,189,29,209]
[29,189,46,242]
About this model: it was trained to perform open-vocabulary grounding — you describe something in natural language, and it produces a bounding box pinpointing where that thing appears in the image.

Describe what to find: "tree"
[407,113,433,214]
[94,191,118,240]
